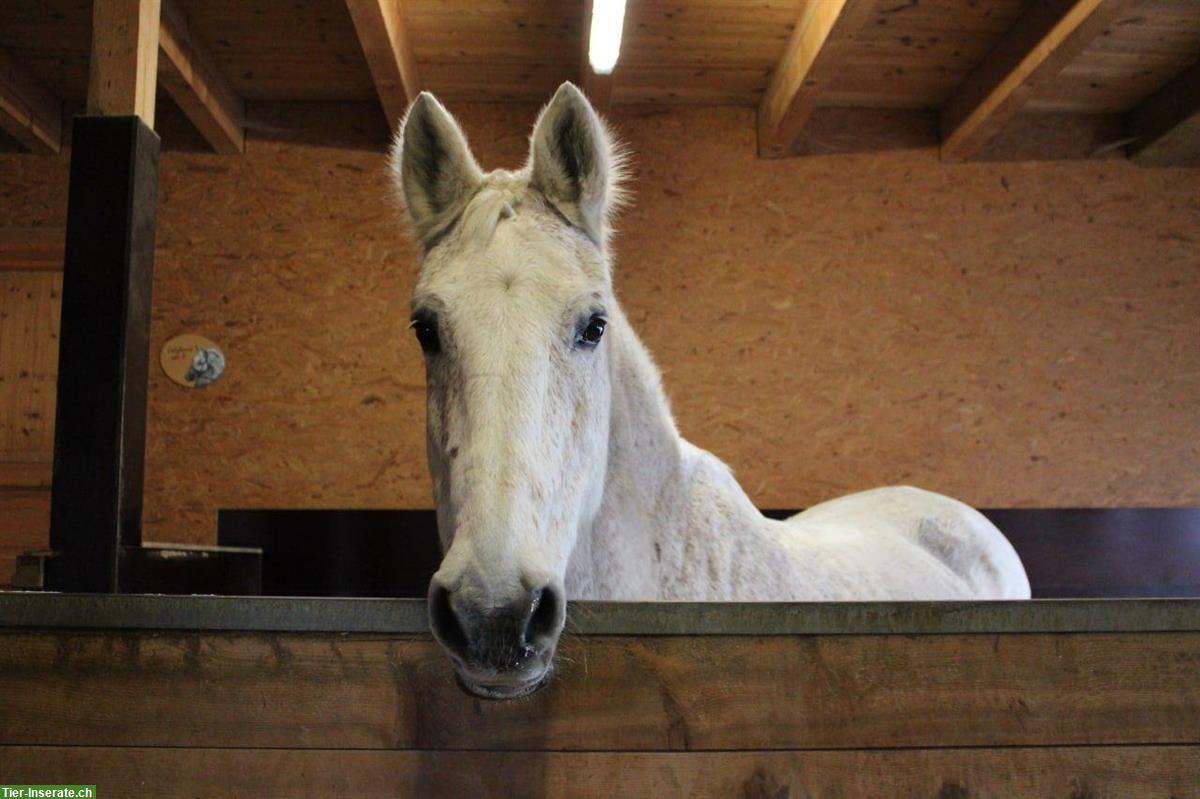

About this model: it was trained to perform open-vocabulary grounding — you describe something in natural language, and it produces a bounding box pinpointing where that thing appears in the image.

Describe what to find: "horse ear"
[528,82,625,244]
[391,92,483,247]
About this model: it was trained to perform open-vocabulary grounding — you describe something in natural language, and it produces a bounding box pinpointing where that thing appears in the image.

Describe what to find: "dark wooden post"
[43,0,162,591]
[45,116,159,592]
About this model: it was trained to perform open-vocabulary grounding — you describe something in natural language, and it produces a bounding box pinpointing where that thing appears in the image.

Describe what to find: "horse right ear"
[391,93,483,248]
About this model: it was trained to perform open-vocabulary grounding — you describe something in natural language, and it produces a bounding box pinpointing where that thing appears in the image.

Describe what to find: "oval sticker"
[161,334,226,389]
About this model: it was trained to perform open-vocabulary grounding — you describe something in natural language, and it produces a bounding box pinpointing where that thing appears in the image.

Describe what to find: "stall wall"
[0,103,1197,574]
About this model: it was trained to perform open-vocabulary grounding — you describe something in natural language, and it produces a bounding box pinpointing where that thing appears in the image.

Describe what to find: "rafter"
[345,0,421,131]
[158,0,245,154]
[756,0,874,159]
[940,0,1142,162]
[1126,59,1200,167]
[0,45,62,154]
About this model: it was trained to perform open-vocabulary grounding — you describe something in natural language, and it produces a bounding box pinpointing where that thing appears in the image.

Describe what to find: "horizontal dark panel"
[220,507,1200,599]
[1,592,1198,635]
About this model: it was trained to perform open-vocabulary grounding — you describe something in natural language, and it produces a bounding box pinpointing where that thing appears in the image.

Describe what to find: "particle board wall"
[0,103,1197,565]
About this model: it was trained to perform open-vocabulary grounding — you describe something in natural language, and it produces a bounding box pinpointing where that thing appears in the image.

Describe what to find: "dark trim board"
[219,507,1200,599]
[2,593,1197,635]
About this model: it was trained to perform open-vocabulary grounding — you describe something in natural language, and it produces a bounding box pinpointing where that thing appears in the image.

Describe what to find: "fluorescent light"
[588,0,627,75]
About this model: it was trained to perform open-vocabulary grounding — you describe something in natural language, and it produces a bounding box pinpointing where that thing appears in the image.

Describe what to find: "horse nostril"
[428,583,469,656]
[524,584,562,647]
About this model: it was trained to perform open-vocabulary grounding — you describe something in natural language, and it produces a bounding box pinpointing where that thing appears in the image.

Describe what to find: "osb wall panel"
[0,104,1196,553]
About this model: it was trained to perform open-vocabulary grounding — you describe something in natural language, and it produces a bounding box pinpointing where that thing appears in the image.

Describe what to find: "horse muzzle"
[428,580,565,700]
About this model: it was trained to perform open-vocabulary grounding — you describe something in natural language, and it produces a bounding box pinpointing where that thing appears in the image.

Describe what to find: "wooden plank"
[0,45,62,154]
[0,273,60,456]
[1,745,1197,798]
[0,228,64,272]
[1,630,1197,750]
[1126,59,1200,167]
[0,459,52,489]
[344,0,421,131]
[757,0,875,158]
[612,66,768,107]
[939,0,1143,162]
[87,0,162,122]
[157,0,245,154]
[0,490,50,587]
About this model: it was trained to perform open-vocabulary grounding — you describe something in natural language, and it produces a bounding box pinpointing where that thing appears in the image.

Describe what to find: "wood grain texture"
[0,630,1198,750]
[0,227,64,271]
[758,0,875,157]
[0,273,60,457]
[345,0,422,131]
[157,0,245,154]
[0,103,1197,552]
[1126,58,1200,167]
[1028,0,1200,114]
[87,0,162,122]
[0,490,49,584]
[1,745,1197,798]
[1,0,1198,118]
[940,0,1144,161]
[0,44,61,154]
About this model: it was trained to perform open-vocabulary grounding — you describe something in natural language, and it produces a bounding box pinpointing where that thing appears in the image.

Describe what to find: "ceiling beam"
[345,0,421,132]
[1125,59,1200,167]
[88,0,162,123]
[940,0,1142,162]
[158,0,245,154]
[0,46,62,154]
[757,0,875,159]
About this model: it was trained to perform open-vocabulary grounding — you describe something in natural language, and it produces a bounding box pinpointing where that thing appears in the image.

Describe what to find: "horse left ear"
[528,82,625,245]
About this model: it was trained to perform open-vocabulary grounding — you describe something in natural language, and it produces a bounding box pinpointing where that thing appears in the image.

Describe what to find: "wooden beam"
[940,0,1142,162]
[344,0,421,131]
[0,228,65,272]
[157,0,245,154]
[87,0,162,123]
[756,0,874,159]
[1126,59,1200,168]
[0,46,62,155]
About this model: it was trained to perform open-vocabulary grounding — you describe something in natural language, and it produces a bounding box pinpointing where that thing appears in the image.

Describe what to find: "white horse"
[391,83,1030,699]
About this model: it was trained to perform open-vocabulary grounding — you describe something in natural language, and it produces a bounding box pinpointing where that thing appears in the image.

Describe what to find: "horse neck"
[568,304,764,599]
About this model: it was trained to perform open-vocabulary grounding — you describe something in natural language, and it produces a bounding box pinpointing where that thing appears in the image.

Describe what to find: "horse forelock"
[456,179,524,248]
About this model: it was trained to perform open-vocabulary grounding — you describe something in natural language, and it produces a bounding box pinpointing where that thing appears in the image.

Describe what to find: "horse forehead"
[422,224,597,307]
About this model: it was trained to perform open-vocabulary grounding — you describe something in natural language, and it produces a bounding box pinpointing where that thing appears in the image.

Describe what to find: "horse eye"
[577,315,607,348]
[410,317,440,354]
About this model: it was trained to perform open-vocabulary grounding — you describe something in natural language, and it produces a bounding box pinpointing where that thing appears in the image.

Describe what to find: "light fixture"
[588,0,627,76]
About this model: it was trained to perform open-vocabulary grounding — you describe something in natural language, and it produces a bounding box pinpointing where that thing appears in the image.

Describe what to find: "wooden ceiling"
[0,0,1197,163]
